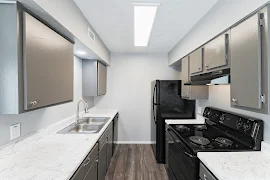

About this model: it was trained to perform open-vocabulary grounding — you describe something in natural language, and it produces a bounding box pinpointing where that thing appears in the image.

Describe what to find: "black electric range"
[166,107,264,180]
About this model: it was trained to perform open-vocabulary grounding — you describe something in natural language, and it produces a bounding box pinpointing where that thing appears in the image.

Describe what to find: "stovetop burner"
[215,137,233,147]
[189,136,210,146]
[175,125,190,132]
[194,124,207,131]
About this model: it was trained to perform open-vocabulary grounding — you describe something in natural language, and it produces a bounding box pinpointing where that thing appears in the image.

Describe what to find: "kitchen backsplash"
[197,85,270,142]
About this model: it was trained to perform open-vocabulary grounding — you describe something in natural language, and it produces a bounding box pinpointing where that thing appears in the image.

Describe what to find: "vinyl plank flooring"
[105,144,168,180]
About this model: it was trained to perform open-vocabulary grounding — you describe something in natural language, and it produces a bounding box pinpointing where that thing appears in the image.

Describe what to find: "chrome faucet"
[76,100,88,124]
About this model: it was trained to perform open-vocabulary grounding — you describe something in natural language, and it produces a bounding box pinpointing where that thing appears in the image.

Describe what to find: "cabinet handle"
[30,101,38,106]
[204,174,208,180]
[83,157,91,167]
[204,64,209,68]
[95,159,99,162]
[232,98,237,102]
[198,67,201,70]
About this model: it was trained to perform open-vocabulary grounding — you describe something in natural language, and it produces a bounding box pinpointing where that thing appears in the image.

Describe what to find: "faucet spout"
[76,100,88,124]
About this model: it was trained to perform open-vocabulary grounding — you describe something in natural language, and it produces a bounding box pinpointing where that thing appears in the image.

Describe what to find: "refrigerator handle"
[152,84,156,104]
[153,104,156,123]
[152,84,156,123]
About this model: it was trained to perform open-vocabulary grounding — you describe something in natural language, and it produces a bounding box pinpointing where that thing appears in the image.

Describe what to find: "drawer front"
[71,143,98,180]
[199,163,218,180]
[99,122,113,149]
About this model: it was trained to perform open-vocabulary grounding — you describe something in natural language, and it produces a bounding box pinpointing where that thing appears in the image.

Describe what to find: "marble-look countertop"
[165,114,205,124]
[198,142,270,180]
[0,108,118,180]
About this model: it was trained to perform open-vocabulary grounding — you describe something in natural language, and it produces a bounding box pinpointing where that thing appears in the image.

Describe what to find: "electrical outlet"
[10,123,21,140]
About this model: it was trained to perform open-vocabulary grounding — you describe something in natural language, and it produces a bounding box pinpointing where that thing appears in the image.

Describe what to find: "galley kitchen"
[1,0,270,180]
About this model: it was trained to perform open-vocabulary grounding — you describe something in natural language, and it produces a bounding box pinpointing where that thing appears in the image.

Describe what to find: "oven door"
[167,128,198,180]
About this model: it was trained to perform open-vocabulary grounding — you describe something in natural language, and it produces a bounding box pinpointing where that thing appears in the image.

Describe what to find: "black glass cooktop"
[170,123,254,153]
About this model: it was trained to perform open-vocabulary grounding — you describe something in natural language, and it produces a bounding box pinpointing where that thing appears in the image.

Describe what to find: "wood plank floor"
[105,145,169,180]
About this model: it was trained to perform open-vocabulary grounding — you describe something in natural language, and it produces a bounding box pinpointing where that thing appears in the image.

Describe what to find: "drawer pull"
[83,157,91,167]
[232,98,237,102]
[204,174,208,180]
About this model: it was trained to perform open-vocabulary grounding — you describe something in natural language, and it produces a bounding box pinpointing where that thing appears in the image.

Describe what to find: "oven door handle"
[168,129,195,158]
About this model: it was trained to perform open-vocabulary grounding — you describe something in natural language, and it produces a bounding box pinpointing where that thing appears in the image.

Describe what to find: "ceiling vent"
[88,27,96,43]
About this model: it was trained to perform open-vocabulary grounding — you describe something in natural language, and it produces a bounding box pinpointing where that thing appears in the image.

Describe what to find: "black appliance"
[166,107,264,180]
[151,80,196,163]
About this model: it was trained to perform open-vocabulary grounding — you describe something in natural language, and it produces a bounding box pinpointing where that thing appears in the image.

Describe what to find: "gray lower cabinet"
[106,130,113,169]
[199,163,217,180]
[71,143,98,180]
[84,158,98,180]
[204,33,229,71]
[230,13,263,110]
[98,140,107,180]
[189,48,203,74]
[71,118,116,180]
[113,113,119,154]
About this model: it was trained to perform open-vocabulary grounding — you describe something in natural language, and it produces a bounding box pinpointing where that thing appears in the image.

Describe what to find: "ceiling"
[73,0,218,53]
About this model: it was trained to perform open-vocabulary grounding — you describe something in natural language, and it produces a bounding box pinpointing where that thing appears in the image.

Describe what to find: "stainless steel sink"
[57,117,110,134]
[68,124,100,133]
[78,117,110,125]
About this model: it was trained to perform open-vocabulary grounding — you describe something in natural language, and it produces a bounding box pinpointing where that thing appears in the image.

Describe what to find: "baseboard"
[115,141,155,144]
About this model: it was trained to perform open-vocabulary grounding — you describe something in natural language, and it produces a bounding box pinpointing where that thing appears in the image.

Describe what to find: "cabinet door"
[98,141,107,180]
[84,158,98,180]
[190,48,203,74]
[106,131,113,169]
[113,114,119,154]
[97,62,107,96]
[204,33,229,70]
[231,13,263,109]
[181,56,189,98]
[23,12,73,110]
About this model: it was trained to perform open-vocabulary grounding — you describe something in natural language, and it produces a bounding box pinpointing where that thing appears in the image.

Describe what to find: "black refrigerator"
[151,80,196,163]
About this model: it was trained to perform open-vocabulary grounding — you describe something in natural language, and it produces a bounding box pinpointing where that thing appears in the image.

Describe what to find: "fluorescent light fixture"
[133,2,160,46]
[76,51,86,55]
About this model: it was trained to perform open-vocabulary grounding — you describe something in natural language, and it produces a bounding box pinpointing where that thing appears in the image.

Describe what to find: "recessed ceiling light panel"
[133,2,160,47]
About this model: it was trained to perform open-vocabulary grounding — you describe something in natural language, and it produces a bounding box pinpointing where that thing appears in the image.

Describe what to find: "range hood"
[184,68,230,85]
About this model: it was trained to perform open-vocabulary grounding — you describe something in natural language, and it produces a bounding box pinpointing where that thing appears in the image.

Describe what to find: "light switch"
[10,123,21,140]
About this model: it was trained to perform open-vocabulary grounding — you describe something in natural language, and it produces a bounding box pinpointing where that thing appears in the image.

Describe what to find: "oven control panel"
[203,107,263,137]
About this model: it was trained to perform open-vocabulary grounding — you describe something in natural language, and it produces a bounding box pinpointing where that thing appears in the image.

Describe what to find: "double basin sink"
[58,117,110,134]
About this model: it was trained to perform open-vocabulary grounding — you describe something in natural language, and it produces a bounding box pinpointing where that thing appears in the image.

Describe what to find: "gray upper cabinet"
[181,56,190,98]
[204,33,229,71]
[29,0,110,64]
[0,2,74,114]
[98,62,107,96]
[189,48,203,74]
[181,56,208,100]
[230,13,263,110]
[83,60,107,96]
[23,12,73,111]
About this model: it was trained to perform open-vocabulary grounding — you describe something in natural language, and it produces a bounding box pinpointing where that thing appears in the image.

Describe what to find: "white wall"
[169,0,270,65]
[197,85,270,142]
[94,53,180,143]
[0,56,94,147]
